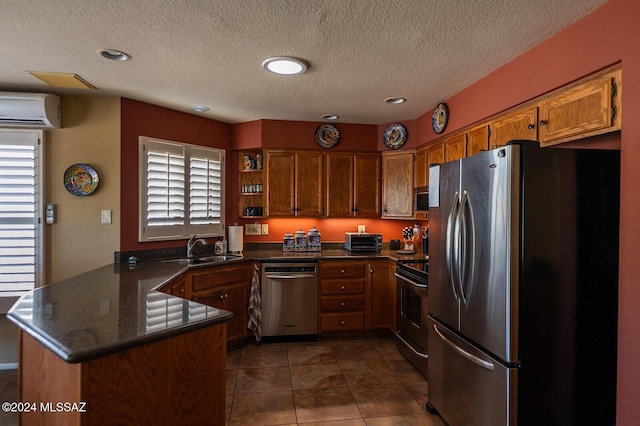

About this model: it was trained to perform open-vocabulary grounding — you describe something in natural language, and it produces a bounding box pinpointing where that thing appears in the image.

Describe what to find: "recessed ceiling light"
[321,114,339,120]
[262,57,308,75]
[97,49,130,61]
[385,97,406,104]
[191,105,209,113]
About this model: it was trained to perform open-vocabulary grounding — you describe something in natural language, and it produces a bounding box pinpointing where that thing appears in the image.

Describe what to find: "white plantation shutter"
[139,137,225,241]
[189,147,223,235]
[0,130,42,297]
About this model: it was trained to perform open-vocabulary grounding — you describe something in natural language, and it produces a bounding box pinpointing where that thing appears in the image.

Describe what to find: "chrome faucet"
[186,235,207,258]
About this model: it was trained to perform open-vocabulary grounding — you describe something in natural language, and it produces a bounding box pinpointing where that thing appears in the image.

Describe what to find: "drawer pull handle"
[341,302,345,307]
[340,320,345,325]
[341,285,345,290]
[341,269,345,274]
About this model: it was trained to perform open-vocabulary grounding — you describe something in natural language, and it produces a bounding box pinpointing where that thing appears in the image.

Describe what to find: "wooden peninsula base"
[18,323,227,426]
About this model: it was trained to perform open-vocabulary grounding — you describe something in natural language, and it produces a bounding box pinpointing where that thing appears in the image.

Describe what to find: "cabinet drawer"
[319,263,366,279]
[320,296,364,312]
[320,312,364,331]
[191,263,250,293]
[320,280,364,295]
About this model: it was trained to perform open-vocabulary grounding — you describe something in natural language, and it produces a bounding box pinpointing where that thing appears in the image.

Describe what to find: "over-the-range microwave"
[344,232,383,252]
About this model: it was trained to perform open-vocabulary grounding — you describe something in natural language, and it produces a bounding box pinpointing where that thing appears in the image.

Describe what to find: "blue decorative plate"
[64,163,99,196]
[432,102,448,134]
[315,124,340,149]
[383,124,407,149]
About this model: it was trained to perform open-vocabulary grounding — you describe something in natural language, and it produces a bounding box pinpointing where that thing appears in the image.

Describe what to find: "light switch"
[261,224,269,235]
[101,209,112,224]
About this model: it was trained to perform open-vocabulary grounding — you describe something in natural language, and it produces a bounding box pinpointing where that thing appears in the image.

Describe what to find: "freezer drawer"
[428,317,516,426]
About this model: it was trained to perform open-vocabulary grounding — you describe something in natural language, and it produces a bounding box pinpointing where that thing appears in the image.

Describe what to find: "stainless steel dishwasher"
[261,262,318,336]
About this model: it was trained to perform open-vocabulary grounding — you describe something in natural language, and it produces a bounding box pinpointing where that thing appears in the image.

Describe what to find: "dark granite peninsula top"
[8,248,423,364]
[7,261,232,363]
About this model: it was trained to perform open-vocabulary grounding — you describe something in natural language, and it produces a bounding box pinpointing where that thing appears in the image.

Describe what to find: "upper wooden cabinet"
[381,150,414,219]
[444,133,466,162]
[265,150,324,216]
[414,147,428,188]
[489,106,538,149]
[538,68,621,146]
[326,152,381,217]
[467,124,490,156]
[353,153,381,217]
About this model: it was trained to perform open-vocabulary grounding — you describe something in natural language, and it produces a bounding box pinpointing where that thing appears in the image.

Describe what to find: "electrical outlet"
[245,223,261,235]
[261,224,269,235]
[358,225,365,233]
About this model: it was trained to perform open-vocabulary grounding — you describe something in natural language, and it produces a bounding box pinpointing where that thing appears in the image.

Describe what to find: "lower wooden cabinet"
[319,261,367,332]
[367,260,394,331]
[185,262,251,346]
[318,259,394,334]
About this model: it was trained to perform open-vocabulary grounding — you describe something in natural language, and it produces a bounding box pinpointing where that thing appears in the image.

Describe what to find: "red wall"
[120,1,640,420]
[120,98,232,251]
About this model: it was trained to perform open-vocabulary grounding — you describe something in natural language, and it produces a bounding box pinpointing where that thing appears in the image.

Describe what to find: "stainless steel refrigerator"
[427,141,619,426]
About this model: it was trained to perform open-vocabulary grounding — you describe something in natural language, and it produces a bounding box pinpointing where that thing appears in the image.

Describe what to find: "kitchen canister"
[283,233,295,251]
[294,229,307,251]
[307,226,321,251]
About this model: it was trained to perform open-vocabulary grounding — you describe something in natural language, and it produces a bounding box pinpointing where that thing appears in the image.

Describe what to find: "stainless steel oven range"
[395,259,429,379]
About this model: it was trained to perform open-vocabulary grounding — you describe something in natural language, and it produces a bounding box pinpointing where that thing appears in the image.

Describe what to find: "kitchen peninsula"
[7,261,233,426]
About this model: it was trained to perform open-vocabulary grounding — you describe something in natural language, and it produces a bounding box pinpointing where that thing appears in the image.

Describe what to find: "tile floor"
[0,336,445,426]
[226,337,445,425]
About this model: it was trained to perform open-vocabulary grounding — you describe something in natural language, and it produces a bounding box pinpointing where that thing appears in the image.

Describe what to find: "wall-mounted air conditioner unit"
[0,92,61,128]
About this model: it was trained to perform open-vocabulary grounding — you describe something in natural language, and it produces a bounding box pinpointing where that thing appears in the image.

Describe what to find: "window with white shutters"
[139,137,225,241]
[0,130,43,298]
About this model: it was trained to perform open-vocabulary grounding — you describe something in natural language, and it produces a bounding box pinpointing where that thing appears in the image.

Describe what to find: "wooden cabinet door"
[414,147,428,188]
[354,153,381,217]
[489,107,537,149]
[266,151,295,216]
[445,133,467,162]
[223,281,249,344]
[538,69,620,146]
[426,142,445,187]
[325,153,354,217]
[467,124,490,156]
[381,151,414,219]
[295,152,324,216]
[367,260,393,331]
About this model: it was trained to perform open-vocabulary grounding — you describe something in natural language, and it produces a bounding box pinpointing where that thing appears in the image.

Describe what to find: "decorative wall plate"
[383,123,407,149]
[64,163,99,196]
[432,102,448,134]
[315,124,340,149]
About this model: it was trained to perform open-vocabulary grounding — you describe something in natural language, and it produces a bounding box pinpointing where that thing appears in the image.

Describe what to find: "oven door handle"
[395,331,429,359]
[394,273,427,289]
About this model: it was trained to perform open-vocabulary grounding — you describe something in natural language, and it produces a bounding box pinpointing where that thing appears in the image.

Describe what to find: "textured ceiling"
[0,0,609,124]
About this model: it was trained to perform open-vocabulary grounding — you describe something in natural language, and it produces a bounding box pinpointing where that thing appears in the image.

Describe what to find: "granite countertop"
[7,248,424,364]
[7,261,233,363]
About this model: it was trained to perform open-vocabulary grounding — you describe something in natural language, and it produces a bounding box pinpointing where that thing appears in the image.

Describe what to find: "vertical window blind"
[139,137,225,241]
[0,133,40,296]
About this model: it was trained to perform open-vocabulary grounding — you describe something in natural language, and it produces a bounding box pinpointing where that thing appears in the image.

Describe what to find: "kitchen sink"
[162,255,241,265]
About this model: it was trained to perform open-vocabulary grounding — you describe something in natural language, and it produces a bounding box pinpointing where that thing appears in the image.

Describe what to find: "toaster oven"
[344,232,383,252]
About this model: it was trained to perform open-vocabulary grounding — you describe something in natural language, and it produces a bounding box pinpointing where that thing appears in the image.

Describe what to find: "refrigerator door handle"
[445,192,460,301]
[458,190,475,304]
[433,323,495,371]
